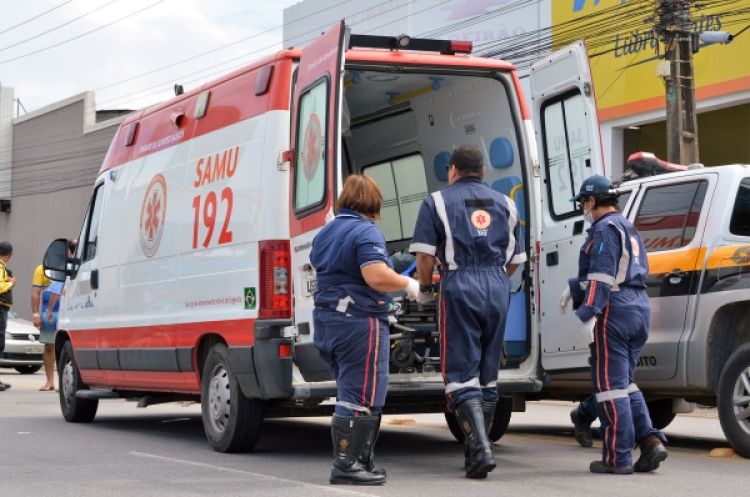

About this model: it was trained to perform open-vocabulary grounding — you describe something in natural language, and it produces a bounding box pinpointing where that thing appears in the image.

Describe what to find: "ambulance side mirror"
[43,238,72,282]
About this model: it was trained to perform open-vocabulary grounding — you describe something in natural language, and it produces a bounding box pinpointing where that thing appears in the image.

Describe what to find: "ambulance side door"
[63,178,109,381]
[530,41,606,371]
[288,21,346,381]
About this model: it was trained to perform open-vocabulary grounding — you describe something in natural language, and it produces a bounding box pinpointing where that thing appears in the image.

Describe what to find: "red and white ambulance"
[44,21,606,452]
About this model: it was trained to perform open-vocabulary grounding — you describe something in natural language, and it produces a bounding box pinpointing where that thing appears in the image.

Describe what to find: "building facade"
[0,91,129,320]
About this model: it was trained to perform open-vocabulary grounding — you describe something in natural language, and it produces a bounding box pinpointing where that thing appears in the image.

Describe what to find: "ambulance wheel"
[201,343,265,453]
[717,343,750,458]
[646,399,676,430]
[58,340,98,423]
[445,397,513,443]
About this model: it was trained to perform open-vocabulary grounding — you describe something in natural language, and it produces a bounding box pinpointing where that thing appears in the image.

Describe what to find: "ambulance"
[42,21,624,453]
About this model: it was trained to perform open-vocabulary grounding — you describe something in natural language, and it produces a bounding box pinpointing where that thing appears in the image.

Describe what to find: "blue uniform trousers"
[440,267,510,411]
[313,308,389,416]
[592,287,665,467]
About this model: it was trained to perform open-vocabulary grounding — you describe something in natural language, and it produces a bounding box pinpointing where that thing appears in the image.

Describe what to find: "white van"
[43,22,625,453]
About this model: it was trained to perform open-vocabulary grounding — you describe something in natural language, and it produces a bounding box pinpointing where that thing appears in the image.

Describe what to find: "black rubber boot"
[355,414,386,476]
[570,408,593,448]
[455,398,496,479]
[589,460,634,474]
[329,415,386,485]
[483,400,496,436]
[463,400,496,470]
[634,435,668,472]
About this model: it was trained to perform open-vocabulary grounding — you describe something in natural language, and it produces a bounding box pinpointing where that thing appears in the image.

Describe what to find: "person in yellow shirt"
[0,241,16,392]
[31,264,55,391]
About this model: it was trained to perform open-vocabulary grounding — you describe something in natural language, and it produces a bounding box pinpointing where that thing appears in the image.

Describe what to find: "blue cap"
[572,175,613,202]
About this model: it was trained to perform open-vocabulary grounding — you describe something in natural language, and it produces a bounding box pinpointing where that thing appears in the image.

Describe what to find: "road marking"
[129,451,380,496]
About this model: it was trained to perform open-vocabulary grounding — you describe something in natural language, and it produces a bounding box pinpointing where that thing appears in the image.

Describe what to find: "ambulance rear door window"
[294,79,328,214]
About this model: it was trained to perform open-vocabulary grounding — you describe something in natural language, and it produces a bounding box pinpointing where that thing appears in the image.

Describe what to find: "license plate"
[26,344,44,354]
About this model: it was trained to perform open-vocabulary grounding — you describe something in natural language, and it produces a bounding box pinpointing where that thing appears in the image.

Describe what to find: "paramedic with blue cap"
[562,174,668,474]
[410,144,526,479]
[311,174,421,486]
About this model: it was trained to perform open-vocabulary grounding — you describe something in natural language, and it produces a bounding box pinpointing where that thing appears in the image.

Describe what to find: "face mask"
[583,209,594,225]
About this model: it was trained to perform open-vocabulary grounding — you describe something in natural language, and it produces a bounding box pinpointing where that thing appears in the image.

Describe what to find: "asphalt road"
[1,370,748,497]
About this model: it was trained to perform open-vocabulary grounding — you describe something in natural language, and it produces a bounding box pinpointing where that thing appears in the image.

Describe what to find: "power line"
[0,0,75,36]
[0,0,122,54]
[0,0,164,65]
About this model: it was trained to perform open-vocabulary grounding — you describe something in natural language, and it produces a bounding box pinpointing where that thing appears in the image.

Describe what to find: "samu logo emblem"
[139,174,167,257]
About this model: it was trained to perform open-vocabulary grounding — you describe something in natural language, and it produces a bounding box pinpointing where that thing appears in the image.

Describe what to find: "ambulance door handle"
[90,269,99,290]
[546,251,559,266]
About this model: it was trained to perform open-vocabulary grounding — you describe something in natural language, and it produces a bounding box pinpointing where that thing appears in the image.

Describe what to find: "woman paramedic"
[310,174,421,486]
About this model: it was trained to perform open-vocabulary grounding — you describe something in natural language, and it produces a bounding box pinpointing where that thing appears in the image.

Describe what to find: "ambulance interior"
[339,68,529,371]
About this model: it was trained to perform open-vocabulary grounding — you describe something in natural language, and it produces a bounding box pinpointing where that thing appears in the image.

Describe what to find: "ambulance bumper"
[229,319,294,400]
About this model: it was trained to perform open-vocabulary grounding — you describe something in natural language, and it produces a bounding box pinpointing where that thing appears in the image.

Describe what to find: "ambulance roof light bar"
[348,34,472,55]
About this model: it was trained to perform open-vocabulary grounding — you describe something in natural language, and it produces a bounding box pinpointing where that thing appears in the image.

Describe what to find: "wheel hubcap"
[62,360,75,406]
[208,366,231,434]
[732,366,750,436]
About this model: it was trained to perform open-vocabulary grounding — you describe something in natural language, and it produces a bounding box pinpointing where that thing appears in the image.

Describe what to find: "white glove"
[416,289,434,305]
[581,318,596,343]
[403,277,420,301]
[559,286,572,315]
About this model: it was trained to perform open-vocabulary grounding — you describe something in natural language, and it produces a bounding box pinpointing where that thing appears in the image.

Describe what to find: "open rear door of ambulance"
[288,21,347,382]
[530,41,606,372]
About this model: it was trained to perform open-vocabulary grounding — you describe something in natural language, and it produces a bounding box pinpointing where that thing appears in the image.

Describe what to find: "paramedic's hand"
[581,318,596,343]
[559,286,572,315]
[415,290,434,305]
[403,277,420,301]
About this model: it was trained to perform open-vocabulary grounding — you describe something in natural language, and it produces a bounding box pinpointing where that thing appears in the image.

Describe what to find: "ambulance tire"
[201,343,265,453]
[445,397,513,443]
[646,399,676,430]
[58,340,98,423]
[717,343,750,458]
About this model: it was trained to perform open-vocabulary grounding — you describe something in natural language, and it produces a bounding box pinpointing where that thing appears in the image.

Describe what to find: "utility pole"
[657,0,699,165]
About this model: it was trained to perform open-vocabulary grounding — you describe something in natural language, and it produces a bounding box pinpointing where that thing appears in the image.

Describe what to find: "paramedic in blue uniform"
[311,174,420,486]
[563,175,668,474]
[410,144,526,479]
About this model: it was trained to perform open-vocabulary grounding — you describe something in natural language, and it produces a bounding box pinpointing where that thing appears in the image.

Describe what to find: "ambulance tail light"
[259,240,291,319]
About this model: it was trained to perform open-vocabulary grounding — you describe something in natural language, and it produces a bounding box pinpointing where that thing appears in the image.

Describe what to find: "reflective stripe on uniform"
[504,194,518,268]
[608,221,630,291]
[336,400,371,415]
[431,191,457,270]
[445,377,480,394]
[595,383,640,402]
[409,242,437,256]
[587,272,617,286]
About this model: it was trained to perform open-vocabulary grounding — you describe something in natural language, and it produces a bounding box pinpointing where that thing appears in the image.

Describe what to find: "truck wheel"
[201,343,264,453]
[445,397,513,443]
[717,343,750,458]
[15,365,42,374]
[58,341,98,422]
[647,399,676,430]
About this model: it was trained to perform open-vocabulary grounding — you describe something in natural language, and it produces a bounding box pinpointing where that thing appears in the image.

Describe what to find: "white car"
[0,310,43,374]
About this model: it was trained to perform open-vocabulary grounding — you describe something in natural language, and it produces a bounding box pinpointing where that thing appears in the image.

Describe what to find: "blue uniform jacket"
[570,211,649,322]
[310,209,394,318]
[409,177,526,270]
